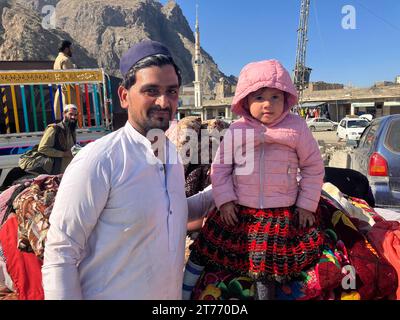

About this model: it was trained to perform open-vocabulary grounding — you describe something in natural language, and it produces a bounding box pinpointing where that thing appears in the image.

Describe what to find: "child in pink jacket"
[183,59,325,300]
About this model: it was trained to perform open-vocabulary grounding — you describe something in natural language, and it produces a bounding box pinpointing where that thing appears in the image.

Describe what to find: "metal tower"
[293,0,311,103]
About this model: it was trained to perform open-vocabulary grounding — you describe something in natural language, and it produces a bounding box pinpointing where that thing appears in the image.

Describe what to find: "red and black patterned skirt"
[189,205,325,281]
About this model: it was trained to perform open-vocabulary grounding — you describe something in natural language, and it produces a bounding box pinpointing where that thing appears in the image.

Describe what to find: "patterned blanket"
[13,175,62,259]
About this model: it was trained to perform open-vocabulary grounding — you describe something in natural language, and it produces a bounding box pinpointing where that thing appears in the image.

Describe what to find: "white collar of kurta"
[124,121,173,165]
[124,121,152,148]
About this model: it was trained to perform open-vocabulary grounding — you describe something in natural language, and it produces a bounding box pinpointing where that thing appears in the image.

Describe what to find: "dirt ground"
[311,130,350,168]
[311,130,345,147]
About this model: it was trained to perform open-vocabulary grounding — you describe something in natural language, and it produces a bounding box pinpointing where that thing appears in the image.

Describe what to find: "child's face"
[247,88,285,125]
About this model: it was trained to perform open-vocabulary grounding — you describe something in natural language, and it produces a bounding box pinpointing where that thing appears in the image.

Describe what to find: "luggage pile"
[0,175,62,300]
[190,184,400,300]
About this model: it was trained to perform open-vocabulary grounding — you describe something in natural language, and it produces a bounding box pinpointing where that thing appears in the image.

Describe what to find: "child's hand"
[219,201,239,226]
[295,207,315,228]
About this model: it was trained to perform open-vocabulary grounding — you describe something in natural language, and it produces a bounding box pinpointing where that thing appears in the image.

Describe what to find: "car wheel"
[310,126,316,132]
[337,133,342,142]
[332,125,337,131]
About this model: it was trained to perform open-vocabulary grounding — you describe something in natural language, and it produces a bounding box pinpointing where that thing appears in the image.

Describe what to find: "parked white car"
[337,117,370,141]
[307,117,338,132]
[359,114,374,122]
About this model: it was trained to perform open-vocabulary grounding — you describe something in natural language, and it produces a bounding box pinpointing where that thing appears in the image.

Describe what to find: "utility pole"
[293,0,311,105]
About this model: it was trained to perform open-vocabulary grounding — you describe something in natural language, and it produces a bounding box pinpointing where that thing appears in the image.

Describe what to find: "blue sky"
[160,0,400,87]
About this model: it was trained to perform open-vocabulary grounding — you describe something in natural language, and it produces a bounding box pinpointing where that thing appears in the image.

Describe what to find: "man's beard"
[142,105,173,134]
[65,119,77,131]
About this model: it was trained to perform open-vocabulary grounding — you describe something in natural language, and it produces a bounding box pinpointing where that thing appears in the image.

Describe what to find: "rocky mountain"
[17,0,60,10]
[1,0,235,93]
[0,0,96,65]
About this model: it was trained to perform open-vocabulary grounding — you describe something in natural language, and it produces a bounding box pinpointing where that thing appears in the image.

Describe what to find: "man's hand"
[295,207,316,228]
[219,201,239,226]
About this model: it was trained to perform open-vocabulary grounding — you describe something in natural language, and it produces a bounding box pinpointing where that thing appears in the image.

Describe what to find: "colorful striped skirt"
[190,205,325,281]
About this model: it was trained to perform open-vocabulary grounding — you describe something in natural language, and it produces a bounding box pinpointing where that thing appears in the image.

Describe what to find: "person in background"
[53,40,78,121]
[38,104,78,174]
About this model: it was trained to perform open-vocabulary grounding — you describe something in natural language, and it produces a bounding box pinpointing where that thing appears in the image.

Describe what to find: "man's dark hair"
[121,54,182,90]
[59,40,72,52]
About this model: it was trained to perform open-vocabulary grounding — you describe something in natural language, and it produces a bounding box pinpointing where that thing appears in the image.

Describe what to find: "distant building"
[373,81,395,87]
[215,77,234,100]
[301,82,400,121]
[308,81,344,91]
[177,85,207,120]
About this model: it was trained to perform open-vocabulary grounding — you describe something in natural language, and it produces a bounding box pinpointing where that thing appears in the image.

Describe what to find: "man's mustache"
[147,105,172,119]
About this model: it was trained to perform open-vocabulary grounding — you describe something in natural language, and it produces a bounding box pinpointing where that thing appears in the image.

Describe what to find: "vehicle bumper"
[371,179,400,208]
[348,134,362,140]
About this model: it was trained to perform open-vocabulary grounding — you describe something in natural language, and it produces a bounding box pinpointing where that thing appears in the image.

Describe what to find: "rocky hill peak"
[1,0,234,93]
[0,0,95,65]
[161,0,194,42]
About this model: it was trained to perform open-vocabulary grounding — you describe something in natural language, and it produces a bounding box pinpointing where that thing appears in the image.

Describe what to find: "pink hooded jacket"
[211,60,324,213]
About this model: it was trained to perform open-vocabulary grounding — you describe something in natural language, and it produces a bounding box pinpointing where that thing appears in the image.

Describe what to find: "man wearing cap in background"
[42,40,214,299]
[37,104,78,174]
[53,40,78,121]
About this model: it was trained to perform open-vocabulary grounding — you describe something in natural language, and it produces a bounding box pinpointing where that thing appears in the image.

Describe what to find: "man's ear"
[118,86,129,110]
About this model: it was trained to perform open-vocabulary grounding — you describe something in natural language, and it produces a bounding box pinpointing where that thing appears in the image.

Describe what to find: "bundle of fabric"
[191,192,399,300]
[13,175,62,259]
[0,184,29,227]
[0,215,44,300]
[185,166,211,198]
[319,194,398,300]
[0,174,62,300]
[192,269,255,300]
[273,187,399,301]
[374,208,400,222]
[367,220,400,299]
[275,247,344,300]
[166,116,202,177]
[263,193,398,301]
[324,167,375,207]
[0,286,18,300]
[198,119,230,166]
[0,241,13,288]
[322,183,376,233]
[192,240,346,301]
[167,117,229,197]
